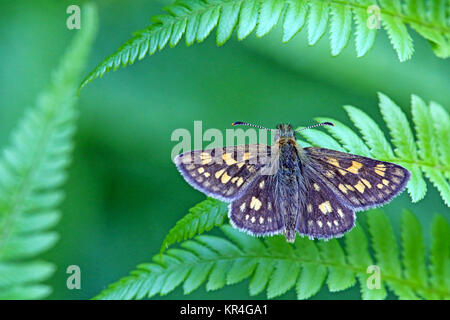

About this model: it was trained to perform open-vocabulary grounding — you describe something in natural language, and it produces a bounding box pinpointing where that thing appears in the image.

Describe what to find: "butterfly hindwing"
[229,175,285,236]
[305,147,410,210]
[296,175,356,239]
[174,144,271,201]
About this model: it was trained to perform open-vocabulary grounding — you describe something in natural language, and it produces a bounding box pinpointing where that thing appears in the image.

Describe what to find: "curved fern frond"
[160,198,228,253]
[0,4,97,299]
[80,0,450,89]
[301,92,449,205]
[94,210,450,300]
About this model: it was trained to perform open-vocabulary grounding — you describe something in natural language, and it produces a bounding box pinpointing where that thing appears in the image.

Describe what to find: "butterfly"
[174,122,410,242]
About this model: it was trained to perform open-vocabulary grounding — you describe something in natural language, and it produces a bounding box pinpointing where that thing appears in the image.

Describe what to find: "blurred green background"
[0,0,448,299]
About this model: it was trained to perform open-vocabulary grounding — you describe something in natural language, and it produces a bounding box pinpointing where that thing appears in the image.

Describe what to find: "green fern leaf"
[95,211,450,300]
[160,198,228,252]
[0,4,97,299]
[80,0,450,89]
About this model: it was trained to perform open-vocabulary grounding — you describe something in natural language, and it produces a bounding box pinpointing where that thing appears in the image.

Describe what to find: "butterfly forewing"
[229,175,285,236]
[305,147,410,210]
[174,144,271,201]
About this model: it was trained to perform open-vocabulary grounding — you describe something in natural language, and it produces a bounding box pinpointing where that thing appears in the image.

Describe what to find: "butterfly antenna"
[296,121,334,132]
[232,121,273,130]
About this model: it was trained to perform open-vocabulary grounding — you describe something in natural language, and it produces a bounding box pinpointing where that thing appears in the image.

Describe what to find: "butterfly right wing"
[296,174,356,239]
[174,144,272,202]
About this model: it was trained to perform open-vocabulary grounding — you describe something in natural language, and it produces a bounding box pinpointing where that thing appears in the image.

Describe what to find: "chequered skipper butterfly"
[174,122,410,242]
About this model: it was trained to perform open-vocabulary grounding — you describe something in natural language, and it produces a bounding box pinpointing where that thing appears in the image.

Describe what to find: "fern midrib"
[0,107,58,255]
[138,250,449,298]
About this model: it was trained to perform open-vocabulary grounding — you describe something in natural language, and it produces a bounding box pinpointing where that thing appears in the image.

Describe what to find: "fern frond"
[0,4,97,299]
[306,93,449,205]
[160,198,228,252]
[80,0,450,89]
[94,210,450,300]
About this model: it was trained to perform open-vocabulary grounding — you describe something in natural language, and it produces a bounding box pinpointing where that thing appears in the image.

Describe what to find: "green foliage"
[0,4,97,299]
[160,198,228,252]
[300,93,449,206]
[94,210,450,300]
[80,0,450,89]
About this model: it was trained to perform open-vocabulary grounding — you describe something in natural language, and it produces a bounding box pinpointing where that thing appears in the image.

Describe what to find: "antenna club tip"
[232,121,243,126]
[324,121,334,126]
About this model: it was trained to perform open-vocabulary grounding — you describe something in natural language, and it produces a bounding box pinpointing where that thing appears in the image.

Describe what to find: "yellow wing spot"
[240,202,246,212]
[215,169,225,179]
[333,220,339,226]
[346,184,355,191]
[338,169,347,176]
[251,216,256,223]
[221,172,232,184]
[317,221,323,228]
[259,180,265,189]
[338,184,348,194]
[259,217,264,224]
[374,168,385,176]
[245,214,249,220]
[394,168,404,177]
[236,177,244,187]
[325,170,335,178]
[361,178,372,189]
[337,208,344,218]
[181,154,192,164]
[376,164,386,170]
[268,202,272,211]
[196,176,204,183]
[268,217,272,223]
[347,161,363,174]
[223,153,237,165]
[308,220,314,227]
[250,196,262,211]
[383,188,391,195]
[307,204,313,213]
[354,181,366,193]
[200,152,212,165]
[231,177,239,183]
[237,162,245,169]
[327,221,332,228]
[243,152,251,161]
[204,172,210,178]
[377,183,383,189]
[197,167,205,174]
[313,183,321,191]
[185,164,195,171]
[382,179,390,186]
[326,157,340,167]
[318,201,333,214]
[392,177,401,184]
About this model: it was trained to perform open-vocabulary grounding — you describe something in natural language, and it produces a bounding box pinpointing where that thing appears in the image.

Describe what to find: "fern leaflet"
[94,210,450,300]
[80,0,450,89]
[0,4,97,299]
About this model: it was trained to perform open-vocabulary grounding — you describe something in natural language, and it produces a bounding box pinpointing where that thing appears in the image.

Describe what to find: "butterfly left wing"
[174,144,272,202]
[229,174,285,236]
[304,147,410,210]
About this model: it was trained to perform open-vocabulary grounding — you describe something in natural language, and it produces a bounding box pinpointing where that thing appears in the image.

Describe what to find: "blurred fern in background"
[0,4,97,299]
